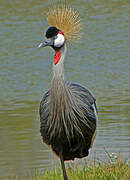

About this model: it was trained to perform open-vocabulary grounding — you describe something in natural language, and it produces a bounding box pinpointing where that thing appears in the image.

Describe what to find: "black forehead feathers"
[46,26,60,38]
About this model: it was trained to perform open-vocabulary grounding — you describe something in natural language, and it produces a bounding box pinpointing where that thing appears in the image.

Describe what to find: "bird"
[38,3,97,180]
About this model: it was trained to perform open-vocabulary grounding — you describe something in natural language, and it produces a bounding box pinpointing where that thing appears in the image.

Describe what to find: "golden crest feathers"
[45,3,82,42]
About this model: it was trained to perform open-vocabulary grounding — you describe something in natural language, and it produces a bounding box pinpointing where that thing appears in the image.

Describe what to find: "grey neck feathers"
[49,44,73,141]
[52,44,67,80]
[48,44,93,142]
[51,44,67,100]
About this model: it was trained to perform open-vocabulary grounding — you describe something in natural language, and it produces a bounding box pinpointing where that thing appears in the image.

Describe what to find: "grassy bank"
[7,155,129,180]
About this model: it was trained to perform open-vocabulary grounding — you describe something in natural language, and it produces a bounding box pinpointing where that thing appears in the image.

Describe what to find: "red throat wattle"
[54,49,61,65]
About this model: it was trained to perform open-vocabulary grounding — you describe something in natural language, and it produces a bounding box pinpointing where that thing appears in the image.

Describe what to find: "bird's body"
[40,83,97,160]
[38,4,97,180]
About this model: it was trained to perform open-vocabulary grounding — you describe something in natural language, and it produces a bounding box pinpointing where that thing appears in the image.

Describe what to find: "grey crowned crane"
[38,4,97,180]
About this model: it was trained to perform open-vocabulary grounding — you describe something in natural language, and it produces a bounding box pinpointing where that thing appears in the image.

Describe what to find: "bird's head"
[38,4,82,65]
[38,26,65,50]
[38,26,65,65]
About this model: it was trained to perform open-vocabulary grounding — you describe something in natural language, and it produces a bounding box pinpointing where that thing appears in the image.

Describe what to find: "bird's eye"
[54,36,58,40]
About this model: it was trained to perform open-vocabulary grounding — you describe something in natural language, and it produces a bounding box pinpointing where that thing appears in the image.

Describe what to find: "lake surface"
[0,0,129,179]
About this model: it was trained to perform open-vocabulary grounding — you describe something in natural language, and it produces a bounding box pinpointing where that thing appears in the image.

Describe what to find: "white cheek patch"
[54,34,65,48]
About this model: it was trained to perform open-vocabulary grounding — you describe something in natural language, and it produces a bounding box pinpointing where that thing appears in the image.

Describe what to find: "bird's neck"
[52,44,66,81]
[51,44,67,101]
[49,44,72,140]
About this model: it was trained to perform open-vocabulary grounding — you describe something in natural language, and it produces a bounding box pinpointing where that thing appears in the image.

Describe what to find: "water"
[0,0,129,178]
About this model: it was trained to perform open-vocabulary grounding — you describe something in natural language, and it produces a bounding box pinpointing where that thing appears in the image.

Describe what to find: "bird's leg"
[59,152,68,180]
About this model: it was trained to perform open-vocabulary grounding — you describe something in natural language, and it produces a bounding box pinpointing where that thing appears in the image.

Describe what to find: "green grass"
[7,154,130,180]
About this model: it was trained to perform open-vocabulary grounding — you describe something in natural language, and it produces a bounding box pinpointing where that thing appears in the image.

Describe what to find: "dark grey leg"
[59,153,68,180]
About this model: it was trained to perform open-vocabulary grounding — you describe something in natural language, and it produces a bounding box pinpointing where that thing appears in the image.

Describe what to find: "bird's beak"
[38,39,53,48]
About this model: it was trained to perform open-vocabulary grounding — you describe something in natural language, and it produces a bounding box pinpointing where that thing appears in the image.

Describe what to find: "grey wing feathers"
[69,83,97,120]
[40,91,50,118]
[39,91,50,144]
